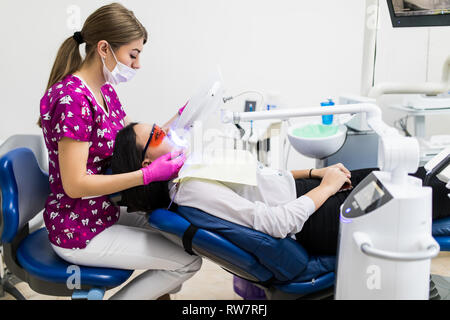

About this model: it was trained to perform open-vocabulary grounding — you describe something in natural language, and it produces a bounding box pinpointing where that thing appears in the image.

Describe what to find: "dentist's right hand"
[141,150,186,184]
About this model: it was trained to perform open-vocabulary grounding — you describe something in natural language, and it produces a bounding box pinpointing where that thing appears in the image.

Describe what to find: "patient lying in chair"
[111,123,450,256]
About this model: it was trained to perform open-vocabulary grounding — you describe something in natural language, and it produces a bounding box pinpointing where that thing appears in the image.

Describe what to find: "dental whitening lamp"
[221,103,440,300]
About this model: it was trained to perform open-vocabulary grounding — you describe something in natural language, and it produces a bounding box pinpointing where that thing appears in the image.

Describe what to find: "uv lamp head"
[167,129,190,149]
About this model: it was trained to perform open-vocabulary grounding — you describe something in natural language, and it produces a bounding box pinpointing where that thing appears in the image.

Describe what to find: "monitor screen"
[354,181,385,211]
[387,0,450,27]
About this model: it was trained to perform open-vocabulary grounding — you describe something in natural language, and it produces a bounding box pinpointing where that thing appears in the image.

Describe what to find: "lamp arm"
[221,103,420,180]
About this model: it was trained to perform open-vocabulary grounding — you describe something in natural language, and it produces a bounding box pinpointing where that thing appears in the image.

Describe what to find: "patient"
[111,122,450,256]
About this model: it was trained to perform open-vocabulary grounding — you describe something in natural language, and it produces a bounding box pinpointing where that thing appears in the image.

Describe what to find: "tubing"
[368,55,450,98]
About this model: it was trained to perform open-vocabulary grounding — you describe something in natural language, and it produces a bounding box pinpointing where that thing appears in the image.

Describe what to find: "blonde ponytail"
[46,36,83,91]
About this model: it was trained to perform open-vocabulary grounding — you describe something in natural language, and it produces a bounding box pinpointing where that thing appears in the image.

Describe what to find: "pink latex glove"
[141,150,186,184]
[178,101,189,115]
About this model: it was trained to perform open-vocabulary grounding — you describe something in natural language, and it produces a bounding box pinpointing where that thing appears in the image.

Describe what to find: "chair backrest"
[149,208,274,283]
[150,207,336,284]
[0,135,48,173]
[175,206,311,282]
[0,148,50,243]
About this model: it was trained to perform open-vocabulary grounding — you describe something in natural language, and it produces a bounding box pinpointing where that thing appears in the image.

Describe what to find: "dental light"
[171,68,226,146]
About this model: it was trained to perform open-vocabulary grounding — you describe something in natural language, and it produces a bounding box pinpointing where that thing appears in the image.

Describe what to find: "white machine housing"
[335,170,439,299]
[222,102,440,299]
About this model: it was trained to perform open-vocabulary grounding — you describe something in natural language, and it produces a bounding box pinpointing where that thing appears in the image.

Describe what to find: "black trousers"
[294,167,450,256]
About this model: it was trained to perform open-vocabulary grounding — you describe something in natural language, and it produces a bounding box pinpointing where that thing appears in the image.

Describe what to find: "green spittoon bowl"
[287,123,347,159]
[292,124,340,139]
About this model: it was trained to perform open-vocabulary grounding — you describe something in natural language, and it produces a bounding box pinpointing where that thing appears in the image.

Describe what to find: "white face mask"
[102,44,136,85]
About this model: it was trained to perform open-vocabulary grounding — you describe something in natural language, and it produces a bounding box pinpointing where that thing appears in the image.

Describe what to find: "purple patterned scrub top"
[40,74,126,249]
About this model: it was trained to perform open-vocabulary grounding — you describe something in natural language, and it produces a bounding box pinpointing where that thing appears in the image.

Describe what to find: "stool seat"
[16,228,133,288]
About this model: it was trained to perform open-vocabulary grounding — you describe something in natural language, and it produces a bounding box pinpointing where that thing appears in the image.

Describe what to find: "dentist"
[38,3,200,300]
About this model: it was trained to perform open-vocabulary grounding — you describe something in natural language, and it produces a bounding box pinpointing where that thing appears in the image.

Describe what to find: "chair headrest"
[0,148,49,243]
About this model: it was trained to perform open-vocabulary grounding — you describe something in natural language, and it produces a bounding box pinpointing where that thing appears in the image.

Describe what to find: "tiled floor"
[430,252,450,277]
[1,253,450,300]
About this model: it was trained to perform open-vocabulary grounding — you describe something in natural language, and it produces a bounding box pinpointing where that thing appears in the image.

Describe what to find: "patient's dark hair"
[111,123,172,212]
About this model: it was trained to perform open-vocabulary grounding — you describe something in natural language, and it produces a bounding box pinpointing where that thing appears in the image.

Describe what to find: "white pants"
[51,208,202,300]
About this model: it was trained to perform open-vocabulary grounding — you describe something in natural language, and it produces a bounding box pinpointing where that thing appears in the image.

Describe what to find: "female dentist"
[38,3,201,300]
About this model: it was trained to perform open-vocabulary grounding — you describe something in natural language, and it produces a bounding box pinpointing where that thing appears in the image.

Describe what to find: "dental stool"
[0,134,49,300]
[0,148,133,300]
[148,206,336,300]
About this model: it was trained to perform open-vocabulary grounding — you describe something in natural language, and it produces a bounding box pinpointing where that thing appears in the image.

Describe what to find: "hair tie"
[73,31,84,45]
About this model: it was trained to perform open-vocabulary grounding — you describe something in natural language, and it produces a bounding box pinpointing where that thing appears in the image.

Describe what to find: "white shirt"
[170,163,316,239]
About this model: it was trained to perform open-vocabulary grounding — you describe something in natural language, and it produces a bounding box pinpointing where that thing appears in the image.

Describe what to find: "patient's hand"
[314,163,351,180]
[319,167,352,196]
[305,167,352,210]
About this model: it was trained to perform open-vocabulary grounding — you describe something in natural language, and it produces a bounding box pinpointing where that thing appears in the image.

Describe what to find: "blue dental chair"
[0,148,133,300]
[148,207,336,300]
[146,161,450,300]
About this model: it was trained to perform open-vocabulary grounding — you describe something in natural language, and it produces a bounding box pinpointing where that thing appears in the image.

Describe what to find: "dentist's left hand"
[141,150,186,184]
[161,101,189,133]
[178,101,189,115]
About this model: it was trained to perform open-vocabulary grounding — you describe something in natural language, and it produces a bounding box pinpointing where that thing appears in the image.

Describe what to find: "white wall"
[0,0,449,170]
[375,0,450,138]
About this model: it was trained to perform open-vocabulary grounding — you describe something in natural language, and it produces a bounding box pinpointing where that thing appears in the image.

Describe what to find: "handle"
[353,232,440,262]
[424,153,450,186]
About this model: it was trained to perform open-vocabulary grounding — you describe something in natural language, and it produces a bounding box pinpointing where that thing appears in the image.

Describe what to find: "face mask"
[102,44,136,85]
